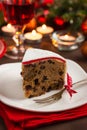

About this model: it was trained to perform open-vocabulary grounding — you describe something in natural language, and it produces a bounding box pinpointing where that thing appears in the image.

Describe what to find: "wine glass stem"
[14,24,28,59]
[13,29,25,59]
[15,25,26,47]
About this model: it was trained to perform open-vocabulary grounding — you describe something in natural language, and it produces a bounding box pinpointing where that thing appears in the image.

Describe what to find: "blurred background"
[0,0,87,34]
[0,0,87,59]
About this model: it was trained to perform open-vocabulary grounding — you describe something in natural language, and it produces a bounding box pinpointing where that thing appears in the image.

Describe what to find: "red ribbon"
[65,74,77,97]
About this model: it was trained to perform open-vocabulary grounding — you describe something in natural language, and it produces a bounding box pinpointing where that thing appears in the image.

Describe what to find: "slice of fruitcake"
[21,48,66,98]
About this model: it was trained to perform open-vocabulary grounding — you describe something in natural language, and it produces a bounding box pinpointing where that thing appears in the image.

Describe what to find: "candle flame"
[42,24,47,30]
[61,34,75,41]
[7,23,12,29]
[64,34,69,40]
[32,30,36,36]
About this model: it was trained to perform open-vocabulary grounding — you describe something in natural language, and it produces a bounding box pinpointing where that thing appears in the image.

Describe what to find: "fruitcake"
[21,48,66,98]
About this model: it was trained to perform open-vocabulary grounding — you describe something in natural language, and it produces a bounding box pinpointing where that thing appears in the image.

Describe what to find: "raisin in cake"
[21,48,66,98]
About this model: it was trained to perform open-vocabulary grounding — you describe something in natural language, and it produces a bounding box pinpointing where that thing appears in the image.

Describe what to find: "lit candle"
[52,31,84,51]
[24,30,43,41]
[36,24,54,34]
[58,34,76,45]
[1,23,16,34]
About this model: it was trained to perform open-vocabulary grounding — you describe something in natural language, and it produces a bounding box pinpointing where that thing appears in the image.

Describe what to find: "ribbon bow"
[65,74,77,97]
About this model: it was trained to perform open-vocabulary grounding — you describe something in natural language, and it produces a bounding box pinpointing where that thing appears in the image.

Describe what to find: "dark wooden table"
[0,33,87,130]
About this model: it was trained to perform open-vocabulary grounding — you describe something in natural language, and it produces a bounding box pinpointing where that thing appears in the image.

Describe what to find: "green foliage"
[48,0,87,30]
[37,0,87,30]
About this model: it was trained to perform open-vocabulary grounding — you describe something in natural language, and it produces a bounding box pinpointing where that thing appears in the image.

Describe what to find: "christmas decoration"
[54,16,65,26]
[0,0,87,32]
[37,15,46,24]
[81,41,87,58]
[81,17,87,33]
[36,0,87,31]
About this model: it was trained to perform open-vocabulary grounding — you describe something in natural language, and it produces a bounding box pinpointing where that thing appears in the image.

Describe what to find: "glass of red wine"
[2,0,35,60]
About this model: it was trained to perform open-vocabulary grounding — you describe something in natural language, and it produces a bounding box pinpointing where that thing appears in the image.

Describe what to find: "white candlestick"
[24,30,43,41]
[36,24,54,34]
[1,24,16,34]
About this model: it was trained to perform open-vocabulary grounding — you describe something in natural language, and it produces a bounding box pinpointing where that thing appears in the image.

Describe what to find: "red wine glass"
[2,0,35,60]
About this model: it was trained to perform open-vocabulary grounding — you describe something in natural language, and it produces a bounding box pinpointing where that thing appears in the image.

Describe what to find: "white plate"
[0,60,87,112]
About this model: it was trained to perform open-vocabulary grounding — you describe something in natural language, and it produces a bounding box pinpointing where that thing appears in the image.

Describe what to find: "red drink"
[3,1,34,25]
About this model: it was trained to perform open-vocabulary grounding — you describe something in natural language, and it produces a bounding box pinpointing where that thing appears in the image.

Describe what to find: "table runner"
[0,102,87,130]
